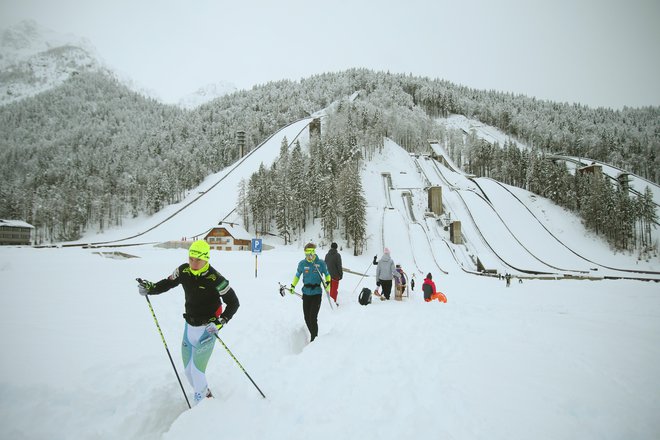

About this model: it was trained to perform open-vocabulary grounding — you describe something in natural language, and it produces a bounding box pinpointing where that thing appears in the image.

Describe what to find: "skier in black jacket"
[324,242,343,306]
[137,240,239,405]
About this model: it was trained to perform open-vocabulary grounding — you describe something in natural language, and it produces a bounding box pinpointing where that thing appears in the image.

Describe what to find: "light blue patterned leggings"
[182,323,216,404]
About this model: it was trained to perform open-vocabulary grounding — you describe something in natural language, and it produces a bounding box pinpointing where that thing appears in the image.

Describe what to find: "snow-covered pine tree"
[237,178,250,231]
[638,187,658,249]
[274,138,291,244]
[288,142,308,237]
[339,162,367,255]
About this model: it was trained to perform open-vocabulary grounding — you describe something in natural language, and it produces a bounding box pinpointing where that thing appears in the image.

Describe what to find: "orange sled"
[425,292,447,303]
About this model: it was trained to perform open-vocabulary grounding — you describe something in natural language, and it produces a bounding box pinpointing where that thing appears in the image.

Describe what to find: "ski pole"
[311,264,335,309]
[213,333,266,399]
[279,282,302,298]
[321,279,335,309]
[143,293,191,409]
[350,259,373,296]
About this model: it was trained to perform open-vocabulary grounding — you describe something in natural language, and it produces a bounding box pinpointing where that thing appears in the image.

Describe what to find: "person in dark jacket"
[137,240,240,405]
[289,242,331,342]
[324,242,343,306]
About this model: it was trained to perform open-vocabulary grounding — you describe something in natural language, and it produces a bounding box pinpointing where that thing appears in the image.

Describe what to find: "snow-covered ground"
[1,121,659,440]
[441,114,516,149]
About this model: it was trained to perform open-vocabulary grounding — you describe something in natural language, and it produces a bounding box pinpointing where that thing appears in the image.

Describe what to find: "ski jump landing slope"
[365,140,452,278]
[75,118,313,246]
[473,177,593,273]
[418,143,660,280]
[417,155,555,275]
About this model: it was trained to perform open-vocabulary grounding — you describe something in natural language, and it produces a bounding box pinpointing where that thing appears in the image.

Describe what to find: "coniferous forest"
[0,68,658,254]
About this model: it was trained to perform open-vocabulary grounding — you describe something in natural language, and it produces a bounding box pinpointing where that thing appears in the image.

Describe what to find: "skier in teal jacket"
[289,242,331,342]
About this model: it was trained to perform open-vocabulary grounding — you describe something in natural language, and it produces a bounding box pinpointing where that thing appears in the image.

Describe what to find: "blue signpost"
[251,238,262,278]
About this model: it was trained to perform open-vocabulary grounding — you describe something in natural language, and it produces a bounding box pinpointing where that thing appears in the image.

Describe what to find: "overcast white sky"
[1,0,659,109]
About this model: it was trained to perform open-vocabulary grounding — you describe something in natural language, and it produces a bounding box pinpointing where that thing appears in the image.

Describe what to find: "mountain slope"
[176,81,238,109]
[0,20,112,106]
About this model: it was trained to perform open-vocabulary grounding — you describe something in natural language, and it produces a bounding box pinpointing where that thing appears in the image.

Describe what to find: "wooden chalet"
[0,219,35,245]
[204,224,251,251]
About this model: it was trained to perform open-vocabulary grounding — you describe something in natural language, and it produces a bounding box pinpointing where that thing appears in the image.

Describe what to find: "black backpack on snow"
[358,287,372,305]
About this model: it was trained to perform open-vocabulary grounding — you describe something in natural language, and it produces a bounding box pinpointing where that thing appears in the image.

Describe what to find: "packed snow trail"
[2,246,660,440]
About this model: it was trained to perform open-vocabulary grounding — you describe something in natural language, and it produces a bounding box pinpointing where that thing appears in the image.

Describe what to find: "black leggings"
[302,294,322,341]
[379,279,393,299]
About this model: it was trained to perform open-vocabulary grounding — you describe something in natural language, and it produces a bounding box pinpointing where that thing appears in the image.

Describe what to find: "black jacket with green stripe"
[149,263,239,326]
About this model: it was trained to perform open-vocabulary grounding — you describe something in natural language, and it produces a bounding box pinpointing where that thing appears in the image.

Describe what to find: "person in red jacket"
[324,242,343,306]
[422,273,447,303]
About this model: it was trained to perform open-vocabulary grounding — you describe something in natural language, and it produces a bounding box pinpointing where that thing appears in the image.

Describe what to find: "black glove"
[137,278,154,296]
[376,280,381,287]
[373,255,378,264]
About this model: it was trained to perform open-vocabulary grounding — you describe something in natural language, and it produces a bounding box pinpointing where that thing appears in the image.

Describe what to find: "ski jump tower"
[428,186,443,215]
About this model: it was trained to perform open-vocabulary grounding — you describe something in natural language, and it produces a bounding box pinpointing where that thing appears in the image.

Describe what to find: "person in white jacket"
[372,248,399,300]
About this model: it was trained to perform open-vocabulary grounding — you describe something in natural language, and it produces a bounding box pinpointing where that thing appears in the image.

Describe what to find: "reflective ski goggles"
[189,249,210,261]
[304,248,316,255]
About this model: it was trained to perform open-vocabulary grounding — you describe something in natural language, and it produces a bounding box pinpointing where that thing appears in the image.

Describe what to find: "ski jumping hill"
[73,118,313,246]
[549,154,660,208]
[440,114,660,210]
[69,111,660,282]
